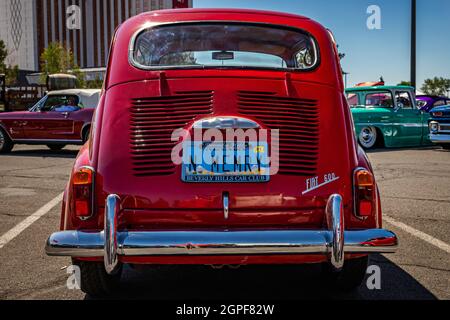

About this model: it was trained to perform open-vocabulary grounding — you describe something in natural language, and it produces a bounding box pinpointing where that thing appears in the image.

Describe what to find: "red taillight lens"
[73,168,94,219]
[354,169,375,218]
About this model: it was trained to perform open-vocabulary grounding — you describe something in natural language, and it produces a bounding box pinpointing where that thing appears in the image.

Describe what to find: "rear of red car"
[45,9,397,295]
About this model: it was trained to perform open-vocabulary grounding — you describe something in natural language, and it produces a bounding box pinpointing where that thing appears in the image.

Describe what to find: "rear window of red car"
[131,23,319,71]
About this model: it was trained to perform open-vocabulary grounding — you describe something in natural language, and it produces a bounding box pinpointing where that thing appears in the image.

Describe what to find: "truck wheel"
[321,256,369,292]
[358,126,378,149]
[47,144,66,151]
[0,129,14,153]
[73,260,122,297]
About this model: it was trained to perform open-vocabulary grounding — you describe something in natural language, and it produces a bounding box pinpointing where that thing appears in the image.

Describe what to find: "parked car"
[346,85,431,149]
[0,89,101,152]
[45,8,398,296]
[428,105,450,149]
[417,95,450,113]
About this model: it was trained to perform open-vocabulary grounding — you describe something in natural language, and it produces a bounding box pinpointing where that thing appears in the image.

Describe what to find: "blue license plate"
[181,141,270,183]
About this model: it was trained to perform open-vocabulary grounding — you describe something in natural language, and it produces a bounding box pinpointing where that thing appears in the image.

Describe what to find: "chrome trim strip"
[104,195,120,275]
[13,139,83,144]
[326,194,344,270]
[223,192,229,220]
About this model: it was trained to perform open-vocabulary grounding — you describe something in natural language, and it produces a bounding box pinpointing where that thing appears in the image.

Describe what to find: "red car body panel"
[53,9,393,266]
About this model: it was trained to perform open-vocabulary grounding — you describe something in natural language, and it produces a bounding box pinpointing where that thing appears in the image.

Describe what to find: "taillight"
[73,167,94,219]
[353,168,376,218]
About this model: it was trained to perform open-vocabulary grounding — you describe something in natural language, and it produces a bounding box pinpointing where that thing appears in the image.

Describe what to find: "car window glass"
[133,23,318,70]
[346,93,358,107]
[416,100,427,108]
[364,92,393,108]
[395,91,413,109]
[41,95,80,111]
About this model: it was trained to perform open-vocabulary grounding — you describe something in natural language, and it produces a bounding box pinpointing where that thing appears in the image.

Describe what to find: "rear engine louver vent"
[130,91,213,177]
[238,91,319,176]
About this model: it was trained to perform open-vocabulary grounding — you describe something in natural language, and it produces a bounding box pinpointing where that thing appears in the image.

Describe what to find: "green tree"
[0,39,19,85]
[421,77,450,96]
[398,81,412,86]
[40,42,85,87]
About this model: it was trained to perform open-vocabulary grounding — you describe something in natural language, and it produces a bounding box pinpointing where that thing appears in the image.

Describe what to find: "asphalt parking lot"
[0,145,449,300]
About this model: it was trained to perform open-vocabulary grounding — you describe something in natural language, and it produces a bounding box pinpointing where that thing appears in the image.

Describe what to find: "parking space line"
[0,192,63,249]
[384,215,450,254]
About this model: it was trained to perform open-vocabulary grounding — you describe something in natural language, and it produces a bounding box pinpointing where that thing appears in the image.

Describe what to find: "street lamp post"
[411,0,417,89]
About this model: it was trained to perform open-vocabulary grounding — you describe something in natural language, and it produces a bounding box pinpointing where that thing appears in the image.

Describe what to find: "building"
[0,0,192,73]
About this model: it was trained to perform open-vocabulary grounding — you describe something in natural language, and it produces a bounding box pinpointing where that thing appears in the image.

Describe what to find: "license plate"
[181,141,270,183]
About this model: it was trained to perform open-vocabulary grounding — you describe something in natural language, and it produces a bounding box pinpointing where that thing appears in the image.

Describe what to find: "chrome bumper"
[45,194,398,275]
[429,133,450,144]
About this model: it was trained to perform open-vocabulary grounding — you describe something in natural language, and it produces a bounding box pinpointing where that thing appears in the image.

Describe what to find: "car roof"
[47,89,101,97]
[416,95,448,99]
[138,8,310,20]
[345,85,414,92]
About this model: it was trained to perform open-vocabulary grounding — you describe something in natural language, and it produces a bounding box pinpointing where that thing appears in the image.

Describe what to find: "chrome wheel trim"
[0,130,5,150]
[359,127,377,148]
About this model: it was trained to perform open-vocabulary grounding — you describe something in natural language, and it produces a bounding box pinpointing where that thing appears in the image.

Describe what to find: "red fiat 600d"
[45,9,398,295]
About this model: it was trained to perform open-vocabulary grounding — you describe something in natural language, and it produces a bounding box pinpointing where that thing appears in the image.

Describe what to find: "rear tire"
[0,129,14,153]
[358,126,378,149]
[47,144,66,151]
[441,144,450,150]
[82,126,90,143]
[321,256,369,292]
[73,260,122,298]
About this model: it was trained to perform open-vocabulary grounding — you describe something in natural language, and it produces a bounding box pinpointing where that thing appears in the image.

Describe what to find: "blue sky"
[194,0,450,89]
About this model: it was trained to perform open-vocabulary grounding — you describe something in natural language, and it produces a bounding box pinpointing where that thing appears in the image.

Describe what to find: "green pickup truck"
[346,85,431,149]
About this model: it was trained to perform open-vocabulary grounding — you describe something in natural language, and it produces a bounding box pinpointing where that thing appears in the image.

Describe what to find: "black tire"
[321,256,369,292]
[82,126,90,143]
[73,260,122,298]
[0,128,14,153]
[47,144,66,151]
[441,144,450,150]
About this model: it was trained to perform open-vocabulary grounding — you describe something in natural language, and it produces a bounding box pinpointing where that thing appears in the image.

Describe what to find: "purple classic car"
[416,95,450,112]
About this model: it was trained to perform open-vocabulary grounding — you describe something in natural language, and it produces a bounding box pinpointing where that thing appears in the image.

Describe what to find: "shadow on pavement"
[366,146,444,154]
[2,148,79,159]
[85,255,436,300]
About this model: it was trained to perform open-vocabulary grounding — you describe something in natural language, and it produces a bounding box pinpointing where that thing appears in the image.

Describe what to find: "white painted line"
[0,192,63,249]
[384,215,450,254]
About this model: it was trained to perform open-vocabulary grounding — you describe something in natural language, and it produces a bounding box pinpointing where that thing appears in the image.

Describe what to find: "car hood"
[0,111,30,119]
[430,105,450,115]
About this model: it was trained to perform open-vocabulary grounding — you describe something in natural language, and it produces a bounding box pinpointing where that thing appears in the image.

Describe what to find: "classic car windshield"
[132,23,318,70]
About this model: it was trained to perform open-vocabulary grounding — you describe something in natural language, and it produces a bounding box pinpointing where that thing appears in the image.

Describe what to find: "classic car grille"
[130,91,214,177]
[237,91,319,176]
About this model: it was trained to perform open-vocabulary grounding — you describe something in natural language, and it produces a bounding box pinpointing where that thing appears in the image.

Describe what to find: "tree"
[0,39,19,85]
[421,77,450,96]
[398,81,412,86]
[40,42,85,87]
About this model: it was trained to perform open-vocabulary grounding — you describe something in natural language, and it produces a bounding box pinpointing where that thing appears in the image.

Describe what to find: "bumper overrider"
[45,194,398,275]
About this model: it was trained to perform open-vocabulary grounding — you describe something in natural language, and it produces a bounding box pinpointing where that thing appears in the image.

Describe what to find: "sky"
[194,0,450,89]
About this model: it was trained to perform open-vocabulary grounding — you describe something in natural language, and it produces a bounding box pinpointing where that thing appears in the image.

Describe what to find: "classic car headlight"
[429,122,439,133]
